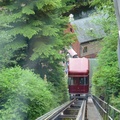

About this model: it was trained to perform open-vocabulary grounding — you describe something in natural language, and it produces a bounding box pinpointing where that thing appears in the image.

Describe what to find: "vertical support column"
[113,0,120,68]
[118,31,120,68]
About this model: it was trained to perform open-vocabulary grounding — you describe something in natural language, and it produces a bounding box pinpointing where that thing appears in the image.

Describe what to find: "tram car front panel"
[68,57,89,99]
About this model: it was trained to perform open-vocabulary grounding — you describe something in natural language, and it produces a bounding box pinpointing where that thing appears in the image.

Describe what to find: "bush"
[110,95,120,110]
[0,66,57,120]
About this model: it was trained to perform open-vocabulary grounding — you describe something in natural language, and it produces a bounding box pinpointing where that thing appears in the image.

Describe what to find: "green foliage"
[110,95,120,110]
[90,0,120,105]
[0,0,74,69]
[0,66,58,120]
[0,1,71,117]
[22,6,35,15]
[66,0,91,7]
[46,60,69,103]
[0,33,27,68]
[29,56,69,103]
[90,0,112,8]
[0,1,72,104]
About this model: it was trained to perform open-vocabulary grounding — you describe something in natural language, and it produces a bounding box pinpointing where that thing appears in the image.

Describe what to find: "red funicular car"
[67,48,78,58]
[68,57,89,100]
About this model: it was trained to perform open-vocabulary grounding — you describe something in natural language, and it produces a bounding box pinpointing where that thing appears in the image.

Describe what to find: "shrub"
[0,66,57,120]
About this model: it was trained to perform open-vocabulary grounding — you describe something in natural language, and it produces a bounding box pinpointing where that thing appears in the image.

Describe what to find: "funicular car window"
[79,77,88,85]
[68,77,74,85]
[80,77,84,84]
[84,77,88,85]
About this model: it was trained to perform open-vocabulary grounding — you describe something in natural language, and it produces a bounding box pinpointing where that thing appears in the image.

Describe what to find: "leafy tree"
[90,0,120,105]
[0,66,58,120]
[0,0,74,68]
[0,0,74,103]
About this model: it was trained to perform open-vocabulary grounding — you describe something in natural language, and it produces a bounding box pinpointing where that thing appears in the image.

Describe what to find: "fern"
[42,25,59,36]
[22,6,35,15]
[0,0,74,70]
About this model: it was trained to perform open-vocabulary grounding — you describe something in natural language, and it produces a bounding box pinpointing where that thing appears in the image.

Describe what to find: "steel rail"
[36,99,87,120]
[36,99,76,120]
[76,100,86,120]
[44,99,76,120]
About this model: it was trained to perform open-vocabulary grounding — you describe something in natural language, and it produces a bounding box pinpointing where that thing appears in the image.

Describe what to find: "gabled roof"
[71,15,106,43]
[68,58,89,77]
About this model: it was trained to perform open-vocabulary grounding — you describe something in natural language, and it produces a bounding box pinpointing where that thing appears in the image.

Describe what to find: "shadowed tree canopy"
[0,1,75,118]
[0,1,76,106]
[0,0,75,68]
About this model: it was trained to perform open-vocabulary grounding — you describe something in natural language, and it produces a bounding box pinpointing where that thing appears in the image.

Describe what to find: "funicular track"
[36,99,87,120]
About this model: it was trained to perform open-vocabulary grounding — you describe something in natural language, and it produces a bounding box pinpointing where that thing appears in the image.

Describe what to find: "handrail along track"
[76,100,86,120]
[92,95,120,120]
[36,99,87,120]
[36,99,75,120]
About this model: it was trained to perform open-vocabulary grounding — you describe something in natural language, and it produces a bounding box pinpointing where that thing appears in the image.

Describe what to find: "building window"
[79,77,88,85]
[68,77,74,85]
[83,46,87,53]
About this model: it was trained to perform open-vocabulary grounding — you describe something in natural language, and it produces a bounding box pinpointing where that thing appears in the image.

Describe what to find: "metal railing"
[92,95,120,120]
[36,99,87,120]
[76,100,86,120]
[36,99,76,120]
